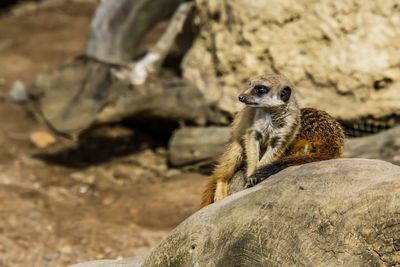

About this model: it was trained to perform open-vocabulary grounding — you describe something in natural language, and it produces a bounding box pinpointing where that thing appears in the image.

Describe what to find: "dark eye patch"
[280,86,291,102]
[253,85,269,95]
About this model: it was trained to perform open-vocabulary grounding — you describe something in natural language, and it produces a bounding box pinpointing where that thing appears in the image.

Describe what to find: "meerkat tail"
[246,153,337,188]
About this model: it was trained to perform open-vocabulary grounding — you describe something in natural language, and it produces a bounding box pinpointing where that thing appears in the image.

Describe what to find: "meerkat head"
[238,74,295,109]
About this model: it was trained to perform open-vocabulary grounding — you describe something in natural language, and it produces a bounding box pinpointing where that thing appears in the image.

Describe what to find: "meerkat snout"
[238,94,246,103]
[238,85,269,106]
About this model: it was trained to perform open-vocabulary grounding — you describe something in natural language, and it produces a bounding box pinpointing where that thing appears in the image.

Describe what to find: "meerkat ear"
[280,86,291,102]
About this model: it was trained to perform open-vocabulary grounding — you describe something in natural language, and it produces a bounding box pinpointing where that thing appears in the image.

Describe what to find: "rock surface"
[182,0,400,122]
[74,159,400,266]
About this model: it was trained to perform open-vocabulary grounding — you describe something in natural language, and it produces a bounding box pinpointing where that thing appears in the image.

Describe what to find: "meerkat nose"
[239,94,246,102]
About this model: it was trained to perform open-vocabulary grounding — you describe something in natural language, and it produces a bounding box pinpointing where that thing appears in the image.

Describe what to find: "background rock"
[168,126,231,166]
[30,57,118,137]
[182,0,400,123]
[344,125,400,165]
[143,159,400,266]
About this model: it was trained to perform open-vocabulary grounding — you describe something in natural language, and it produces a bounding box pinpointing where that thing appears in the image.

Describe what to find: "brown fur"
[201,74,345,208]
[290,108,344,157]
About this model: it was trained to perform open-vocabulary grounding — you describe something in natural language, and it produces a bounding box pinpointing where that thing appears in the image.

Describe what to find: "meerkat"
[201,73,345,207]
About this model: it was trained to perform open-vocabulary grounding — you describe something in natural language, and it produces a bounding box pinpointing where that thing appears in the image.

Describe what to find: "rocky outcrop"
[73,159,400,266]
[182,0,400,122]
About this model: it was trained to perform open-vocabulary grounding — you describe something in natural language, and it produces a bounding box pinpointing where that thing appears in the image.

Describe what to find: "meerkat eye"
[253,85,269,95]
[280,86,292,102]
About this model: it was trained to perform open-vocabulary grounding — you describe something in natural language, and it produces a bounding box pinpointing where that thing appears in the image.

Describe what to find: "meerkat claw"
[244,182,252,189]
[244,177,261,188]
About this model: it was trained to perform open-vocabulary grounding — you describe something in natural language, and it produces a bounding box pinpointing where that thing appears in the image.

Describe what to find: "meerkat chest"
[252,109,274,133]
[252,109,288,147]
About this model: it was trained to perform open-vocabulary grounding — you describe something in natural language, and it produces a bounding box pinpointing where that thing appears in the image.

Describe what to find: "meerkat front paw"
[214,181,228,202]
[244,176,262,188]
[245,161,282,188]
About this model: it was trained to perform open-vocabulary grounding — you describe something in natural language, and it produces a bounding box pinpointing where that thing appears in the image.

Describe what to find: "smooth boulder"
[145,159,400,266]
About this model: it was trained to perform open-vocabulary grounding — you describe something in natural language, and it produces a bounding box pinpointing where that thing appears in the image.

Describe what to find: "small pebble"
[102,197,114,206]
[166,169,182,177]
[60,245,72,254]
[78,186,88,194]
[8,80,30,102]
[29,131,56,148]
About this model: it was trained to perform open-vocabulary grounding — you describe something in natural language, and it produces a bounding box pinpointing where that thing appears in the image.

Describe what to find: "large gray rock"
[73,159,400,266]
[182,0,400,122]
[143,159,400,266]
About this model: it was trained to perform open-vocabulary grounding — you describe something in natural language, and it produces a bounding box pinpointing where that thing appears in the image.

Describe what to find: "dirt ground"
[0,1,207,266]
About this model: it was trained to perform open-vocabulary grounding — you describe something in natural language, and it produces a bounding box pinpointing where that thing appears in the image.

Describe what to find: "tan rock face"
[182,0,400,120]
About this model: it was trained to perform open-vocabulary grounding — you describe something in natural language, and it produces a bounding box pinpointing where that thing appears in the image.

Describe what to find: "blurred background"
[0,0,399,265]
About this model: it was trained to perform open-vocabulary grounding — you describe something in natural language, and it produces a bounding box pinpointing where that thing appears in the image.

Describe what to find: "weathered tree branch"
[113,1,194,85]
[86,0,188,64]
